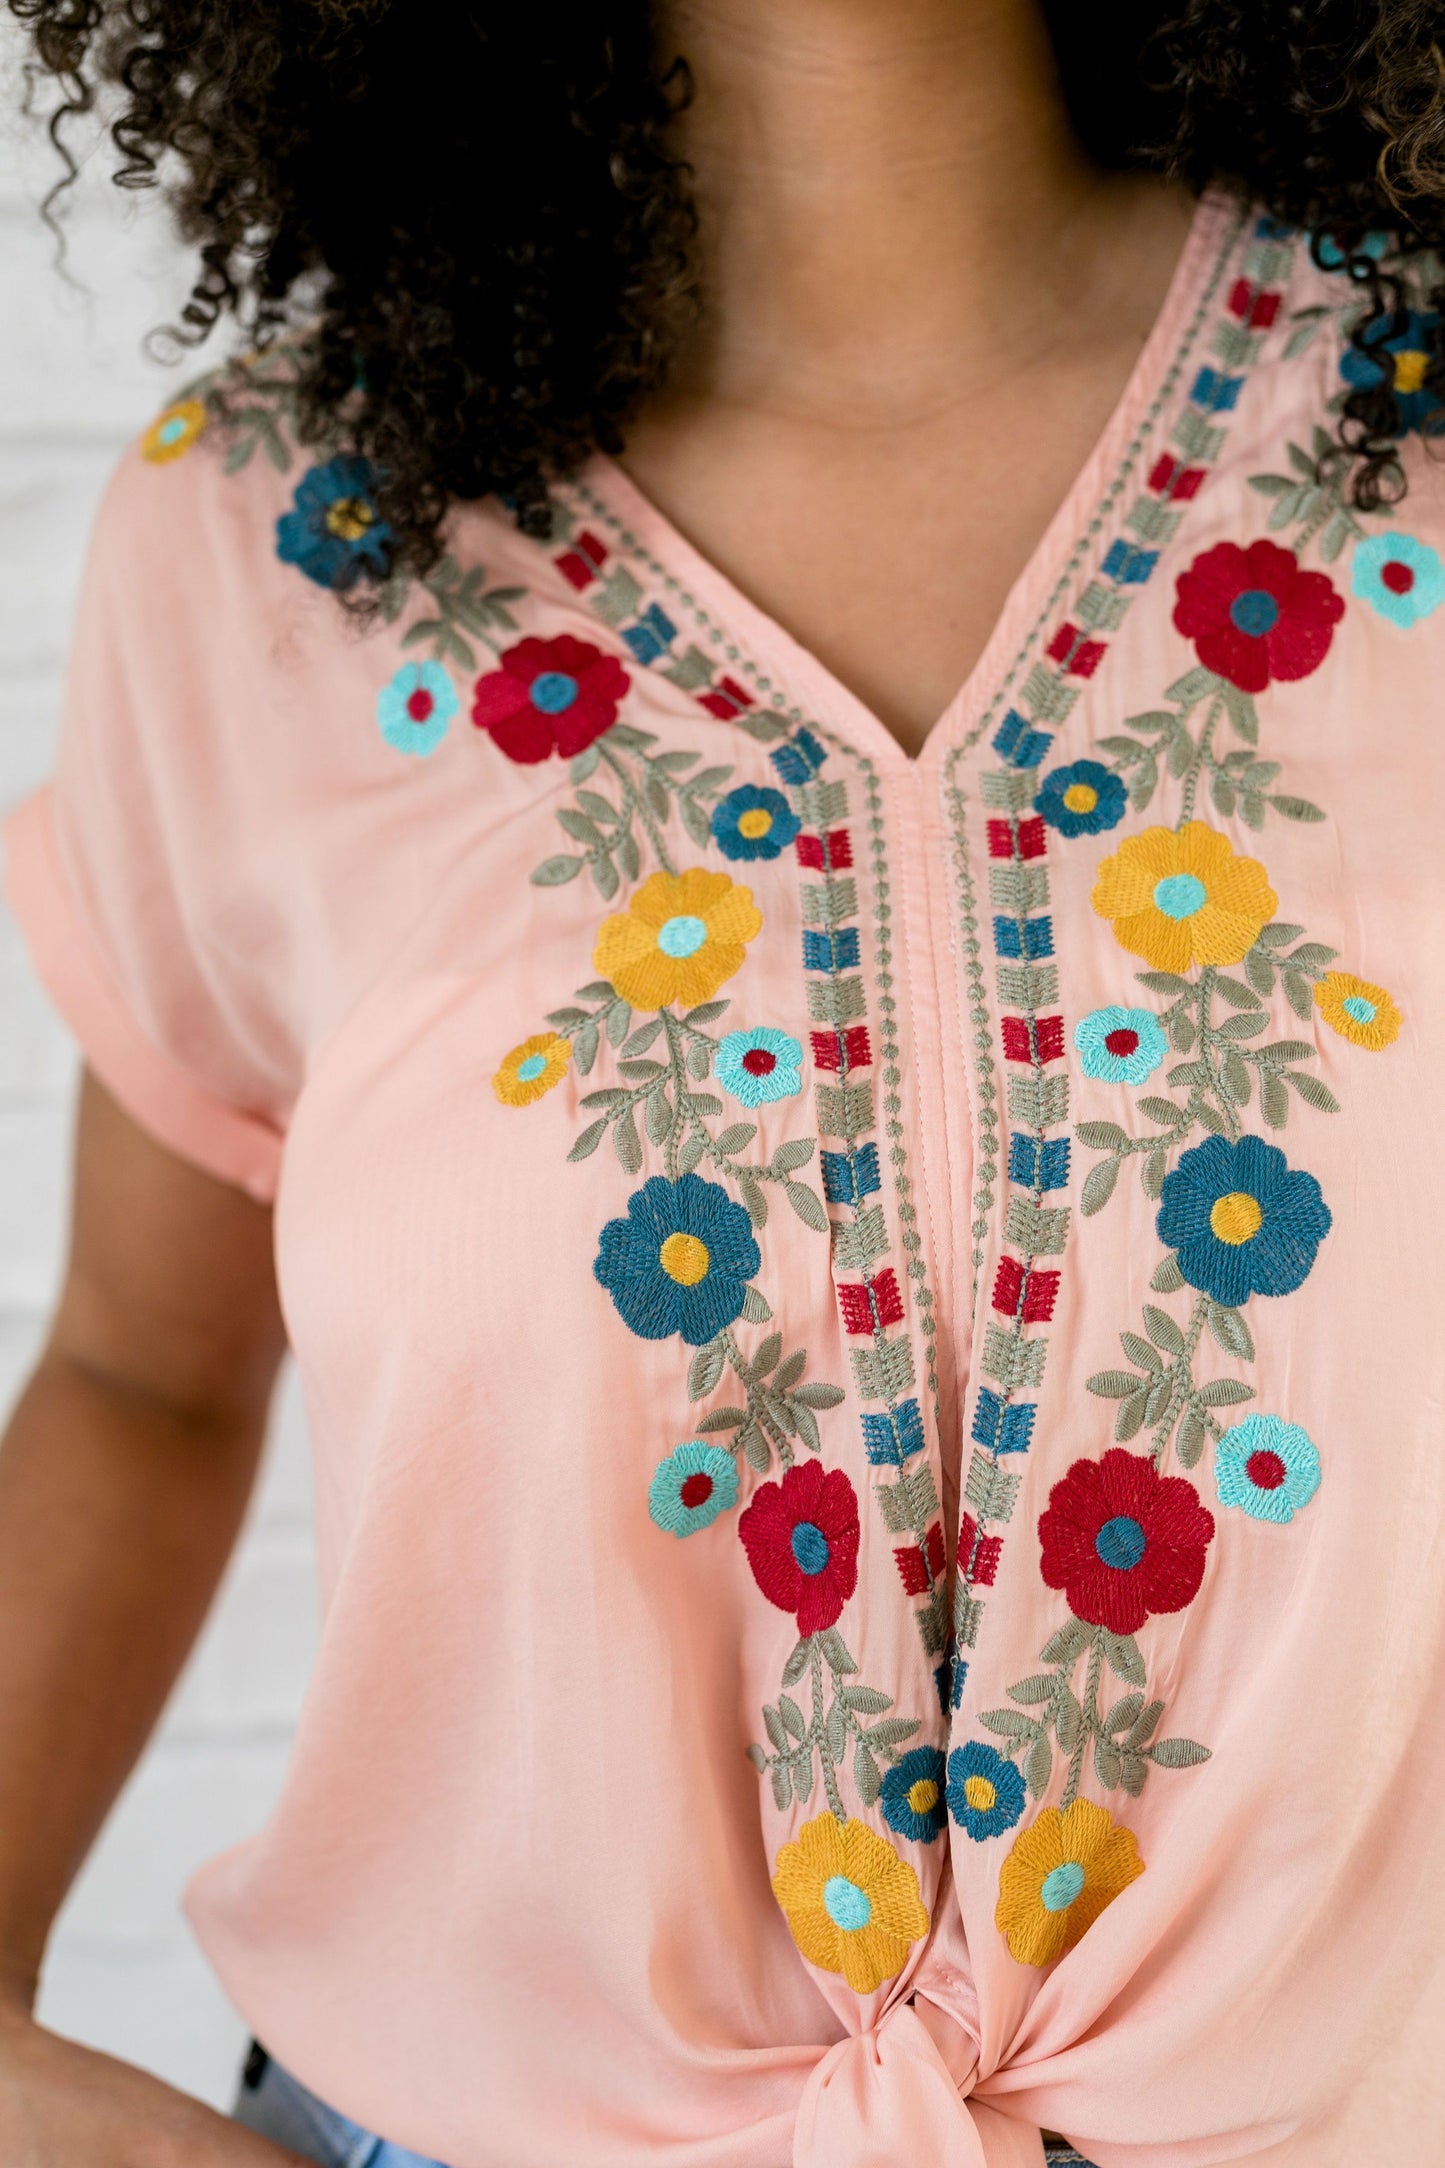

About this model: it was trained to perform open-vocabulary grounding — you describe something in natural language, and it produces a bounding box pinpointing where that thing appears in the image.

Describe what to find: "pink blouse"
[8,187,1444,2166]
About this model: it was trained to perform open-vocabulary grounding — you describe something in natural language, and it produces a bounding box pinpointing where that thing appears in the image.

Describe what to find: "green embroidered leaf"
[979,1707,1034,1739]
[579,1088,626,1110]
[1198,1377,1254,1407]
[606,999,633,1048]
[697,1406,747,1433]
[793,1381,846,1410]
[1138,1096,1185,1127]
[1248,471,1296,497]
[1238,792,1267,832]
[1115,1390,1148,1442]
[841,1685,893,1714]
[1137,970,1193,997]
[576,979,615,1001]
[1076,1120,1127,1150]
[772,1138,816,1172]
[567,1120,608,1163]
[1144,1305,1186,1355]
[740,1284,773,1324]
[1176,1408,1206,1469]
[1256,1039,1314,1066]
[1054,1691,1082,1753]
[652,749,701,774]
[853,1743,883,1807]
[556,807,605,846]
[826,1699,848,1760]
[753,1333,783,1378]
[574,789,620,825]
[1165,729,1193,782]
[1169,1012,1196,1053]
[1164,665,1218,708]
[1126,1698,1165,1748]
[1320,512,1354,562]
[680,796,713,850]
[1268,793,1326,823]
[531,854,586,887]
[739,1177,768,1228]
[1142,1148,1168,1201]
[1008,1673,1056,1705]
[775,1350,807,1392]
[1167,1060,1212,1087]
[1220,1050,1251,1105]
[645,1088,673,1145]
[771,1761,792,1812]
[716,1122,757,1155]
[684,1001,729,1026]
[1040,1619,1090,1666]
[1285,941,1337,974]
[792,1402,822,1455]
[786,1182,828,1234]
[1286,439,1319,480]
[1025,1732,1053,1800]
[545,1006,590,1030]
[1150,1253,1186,1295]
[1087,1369,1144,1399]
[621,1016,663,1059]
[863,1718,921,1750]
[745,1743,767,1771]
[1194,1103,1229,1137]
[1104,1692,1144,1737]
[591,854,621,900]
[1281,971,1314,1021]
[1257,922,1305,947]
[1244,948,1276,999]
[1206,1304,1254,1360]
[688,1337,727,1401]
[818,1628,858,1675]
[1143,1374,1173,1427]
[1100,1631,1146,1686]
[1122,710,1181,734]
[1082,1157,1121,1216]
[741,1424,771,1472]
[1148,1737,1212,1768]
[1215,967,1265,1006]
[781,1639,811,1688]
[1094,1739,1123,1791]
[1210,773,1237,817]
[1120,1753,1149,1797]
[779,1694,807,1740]
[1286,1070,1340,1113]
[1218,1011,1266,1040]
[676,1131,707,1175]
[792,1751,817,1806]
[613,1106,643,1174]
[570,744,603,783]
[763,1706,787,1751]
[1120,1333,1163,1373]
[686,1043,712,1081]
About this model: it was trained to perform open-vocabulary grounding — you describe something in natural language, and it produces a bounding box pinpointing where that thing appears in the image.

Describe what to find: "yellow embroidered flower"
[995,1798,1144,1968]
[1314,969,1401,1051]
[771,1812,929,1995]
[492,1032,571,1106]
[141,398,208,464]
[1091,821,1277,973]
[594,869,762,1010]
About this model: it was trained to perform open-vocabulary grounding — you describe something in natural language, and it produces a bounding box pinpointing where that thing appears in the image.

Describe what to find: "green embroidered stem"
[1060,1632,1105,1813]
[1176,692,1222,826]
[746,1629,923,1820]
[1247,422,1394,566]
[983,1616,1210,1805]
[1098,669,1324,831]
[1087,1261,1255,1470]
[690,1325,846,1473]
[599,739,675,875]
[1146,1294,1210,1468]
[386,555,522,672]
[532,731,735,894]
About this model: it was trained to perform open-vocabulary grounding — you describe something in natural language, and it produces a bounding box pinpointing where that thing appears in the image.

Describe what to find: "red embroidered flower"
[738,1459,860,1635]
[1037,1448,1215,1637]
[1172,539,1344,694]
[471,634,629,763]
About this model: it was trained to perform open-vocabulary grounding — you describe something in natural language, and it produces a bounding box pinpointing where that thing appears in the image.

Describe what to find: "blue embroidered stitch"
[971,1390,1036,1457]
[993,915,1055,961]
[803,928,862,972]
[1008,1133,1071,1190]
[994,709,1055,769]
[861,1398,926,1466]
[1100,539,1160,584]
[622,601,679,663]
[821,1143,882,1205]
[770,729,827,785]
[1190,364,1244,412]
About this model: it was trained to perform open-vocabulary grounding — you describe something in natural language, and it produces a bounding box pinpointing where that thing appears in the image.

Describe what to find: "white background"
[0,43,318,2108]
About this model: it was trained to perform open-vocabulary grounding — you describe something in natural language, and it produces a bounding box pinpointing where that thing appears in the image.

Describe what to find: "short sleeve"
[3,436,300,1202]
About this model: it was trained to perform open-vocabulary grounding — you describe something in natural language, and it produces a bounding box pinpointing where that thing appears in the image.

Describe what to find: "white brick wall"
[0,51,318,2109]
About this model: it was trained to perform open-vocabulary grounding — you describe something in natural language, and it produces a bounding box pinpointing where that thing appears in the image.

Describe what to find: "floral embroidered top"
[7,188,1445,2168]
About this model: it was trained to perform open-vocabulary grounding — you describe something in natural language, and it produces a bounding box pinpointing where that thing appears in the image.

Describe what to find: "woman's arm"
[0,1068,310,2162]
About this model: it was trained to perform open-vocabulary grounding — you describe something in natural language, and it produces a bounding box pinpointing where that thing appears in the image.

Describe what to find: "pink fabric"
[7,189,1445,2165]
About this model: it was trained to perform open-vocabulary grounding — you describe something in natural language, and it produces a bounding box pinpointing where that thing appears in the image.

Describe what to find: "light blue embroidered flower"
[1350,532,1445,628]
[647,1440,739,1537]
[715,1026,804,1107]
[1073,1005,1168,1086]
[1214,1414,1321,1525]
[376,660,458,756]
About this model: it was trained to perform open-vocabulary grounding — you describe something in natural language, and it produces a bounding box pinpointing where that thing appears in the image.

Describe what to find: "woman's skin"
[0,2,1192,2157]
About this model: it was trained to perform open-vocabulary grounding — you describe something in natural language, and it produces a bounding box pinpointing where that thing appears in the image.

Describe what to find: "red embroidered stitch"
[1148,453,1205,501]
[1228,277,1281,329]
[958,1514,1004,1586]
[795,829,854,870]
[811,1025,873,1073]
[894,1521,947,1596]
[1045,623,1107,678]
[992,1258,1061,1324]
[697,674,755,721]
[556,529,608,589]
[987,816,1047,862]
[838,1269,905,1335]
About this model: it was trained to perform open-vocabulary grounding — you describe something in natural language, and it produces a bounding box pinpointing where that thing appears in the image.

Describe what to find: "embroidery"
[1213,1414,1321,1524]
[376,659,457,757]
[878,1746,949,1844]
[1036,759,1127,838]
[276,455,392,590]
[594,1172,762,1344]
[491,1032,571,1107]
[472,634,629,763]
[1350,531,1445,626]
[594,869,761,1009]
[1340,308,1444,436]
[1314,969,1401,1049]
[995,1799,1144,1968]
[1073,1006,1168,1086]
[712,783,801,861]
[770,1813,929,1996]
[946,1740,1027,1842]
[740,1461,860,1634]
[715,1027,804,1107]
[141,397,207,464]
[648,1440,740,1537]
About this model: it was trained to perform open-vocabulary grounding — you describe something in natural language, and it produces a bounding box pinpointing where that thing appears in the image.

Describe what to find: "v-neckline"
[573,184,1243,775]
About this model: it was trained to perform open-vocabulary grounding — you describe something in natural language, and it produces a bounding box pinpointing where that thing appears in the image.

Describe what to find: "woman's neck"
[656,0,1172,427]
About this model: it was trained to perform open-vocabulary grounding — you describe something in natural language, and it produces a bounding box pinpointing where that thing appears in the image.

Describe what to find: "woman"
[0,0,1441,2162]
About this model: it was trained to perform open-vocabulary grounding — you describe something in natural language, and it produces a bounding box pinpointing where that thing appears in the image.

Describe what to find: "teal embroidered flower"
[376,660,458,756]
[594,1173,762,1345]
[946,1741,1027,1841]
[1036,760,1127,839]
[715,1026,804,1107]
[879,1747,948,1844]
[276,455,391,588]
[1073,1005,1168,1086]
[648,1441,739,1537]
[1156,1135,1332,1306]
[1350,532,1445,628]
[1214,1415,1321,1525]
[712,784,801,862]
[1339,311,1444,436]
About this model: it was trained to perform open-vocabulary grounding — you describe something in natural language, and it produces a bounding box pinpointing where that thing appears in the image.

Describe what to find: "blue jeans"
[230,2037,1098,2167]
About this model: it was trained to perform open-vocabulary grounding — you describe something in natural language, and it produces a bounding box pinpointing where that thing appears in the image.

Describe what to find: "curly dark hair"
[9,0,1445,586]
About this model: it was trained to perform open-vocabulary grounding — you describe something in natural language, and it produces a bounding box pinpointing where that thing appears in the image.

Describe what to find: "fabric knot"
[793,1993,1045,2168]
